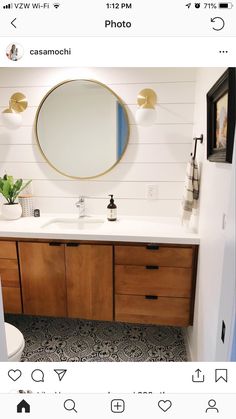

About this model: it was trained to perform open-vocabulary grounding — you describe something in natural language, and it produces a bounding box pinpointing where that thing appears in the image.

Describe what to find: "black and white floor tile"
[5,315,187,362]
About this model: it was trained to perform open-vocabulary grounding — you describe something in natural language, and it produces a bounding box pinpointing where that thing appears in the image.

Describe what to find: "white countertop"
[0,214,200,245]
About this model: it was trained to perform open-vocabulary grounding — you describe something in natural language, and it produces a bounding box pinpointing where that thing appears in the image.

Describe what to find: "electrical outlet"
[146,184,157,200]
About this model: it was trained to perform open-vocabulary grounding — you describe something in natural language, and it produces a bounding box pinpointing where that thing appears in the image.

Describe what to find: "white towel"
[181,157,200,225]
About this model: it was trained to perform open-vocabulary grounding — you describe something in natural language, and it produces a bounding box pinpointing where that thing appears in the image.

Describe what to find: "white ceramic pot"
[1,203,22,220]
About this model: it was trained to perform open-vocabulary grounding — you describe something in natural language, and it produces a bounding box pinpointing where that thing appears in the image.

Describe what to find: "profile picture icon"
[6,43,24,61]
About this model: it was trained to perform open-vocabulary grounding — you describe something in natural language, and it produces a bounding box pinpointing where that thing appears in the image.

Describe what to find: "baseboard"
[183,328,194,362]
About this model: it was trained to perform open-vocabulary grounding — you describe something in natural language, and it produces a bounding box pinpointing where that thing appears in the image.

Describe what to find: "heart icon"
[8,369,22,381]
[158,399,172,412]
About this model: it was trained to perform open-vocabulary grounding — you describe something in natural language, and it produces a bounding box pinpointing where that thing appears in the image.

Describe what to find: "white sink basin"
[42,217,105,230]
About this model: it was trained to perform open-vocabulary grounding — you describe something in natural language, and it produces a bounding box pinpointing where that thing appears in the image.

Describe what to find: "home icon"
[17,399,30,413]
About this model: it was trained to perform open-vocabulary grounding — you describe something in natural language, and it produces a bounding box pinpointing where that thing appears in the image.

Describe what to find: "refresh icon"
[211,17,225,31]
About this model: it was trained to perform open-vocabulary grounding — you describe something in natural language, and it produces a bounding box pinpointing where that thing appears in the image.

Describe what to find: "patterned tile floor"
[5,314,187,362]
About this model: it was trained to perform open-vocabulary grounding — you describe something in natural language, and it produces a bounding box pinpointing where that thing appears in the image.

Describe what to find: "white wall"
[187,68,236,361]
[215,145,235,361]
[0,67,195,216]
[231,321,236,361]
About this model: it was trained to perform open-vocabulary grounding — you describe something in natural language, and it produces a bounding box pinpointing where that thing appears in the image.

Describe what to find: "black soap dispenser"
[107,194,117,221]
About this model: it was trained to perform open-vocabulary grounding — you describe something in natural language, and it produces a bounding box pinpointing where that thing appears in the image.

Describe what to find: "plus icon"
[111,399,125,413]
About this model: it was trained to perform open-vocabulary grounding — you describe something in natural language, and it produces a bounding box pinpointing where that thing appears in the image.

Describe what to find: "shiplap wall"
[0,68,196,216]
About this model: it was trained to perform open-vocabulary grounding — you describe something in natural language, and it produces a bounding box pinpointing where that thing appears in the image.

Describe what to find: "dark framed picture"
[207,67,236,163]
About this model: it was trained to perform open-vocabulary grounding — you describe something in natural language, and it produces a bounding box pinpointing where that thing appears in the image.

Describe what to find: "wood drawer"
[0,259,20,287]
[115,265,192,298]
[115,294,190,326]
[115,245,193,268]
[0,241,17,259]
[2,287,22,314]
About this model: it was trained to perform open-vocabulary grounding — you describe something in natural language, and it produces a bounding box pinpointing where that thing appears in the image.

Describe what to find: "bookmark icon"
[215,369,228,383]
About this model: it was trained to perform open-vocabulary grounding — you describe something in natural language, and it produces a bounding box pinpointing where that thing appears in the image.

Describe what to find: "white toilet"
[5,322,25,361]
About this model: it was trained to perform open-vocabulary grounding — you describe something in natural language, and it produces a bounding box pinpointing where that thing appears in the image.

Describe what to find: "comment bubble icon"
[31,369,44,383]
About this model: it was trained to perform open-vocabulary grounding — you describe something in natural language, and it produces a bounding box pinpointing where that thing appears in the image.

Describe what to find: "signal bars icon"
[3,3,13,8]
[3,2,60,9]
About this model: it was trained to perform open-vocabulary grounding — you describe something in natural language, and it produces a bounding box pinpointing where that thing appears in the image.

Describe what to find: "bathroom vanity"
[0,216,199,327]
[0,77,200,328]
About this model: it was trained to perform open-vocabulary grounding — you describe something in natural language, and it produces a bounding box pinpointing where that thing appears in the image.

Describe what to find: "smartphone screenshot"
[0,0,235,417]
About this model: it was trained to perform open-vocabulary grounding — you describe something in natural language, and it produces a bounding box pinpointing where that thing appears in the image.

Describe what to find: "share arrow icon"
[54,369,67,381]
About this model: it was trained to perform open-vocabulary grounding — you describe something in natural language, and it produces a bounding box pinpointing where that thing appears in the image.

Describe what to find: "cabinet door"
[18,242,66,317]
[66,244,113,321]
[0,241,22,314]
[0,259,22,314]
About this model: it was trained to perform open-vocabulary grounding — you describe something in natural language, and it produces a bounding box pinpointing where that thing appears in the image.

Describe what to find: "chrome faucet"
[75,196,86,218]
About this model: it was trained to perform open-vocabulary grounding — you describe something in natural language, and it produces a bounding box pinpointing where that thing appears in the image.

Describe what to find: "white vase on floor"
[1,203,22,220]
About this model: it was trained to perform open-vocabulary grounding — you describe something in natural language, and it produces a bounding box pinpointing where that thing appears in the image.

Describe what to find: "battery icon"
[219,2,233,7]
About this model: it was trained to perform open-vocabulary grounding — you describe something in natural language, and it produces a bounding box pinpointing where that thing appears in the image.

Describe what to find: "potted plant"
[0,174,32,220]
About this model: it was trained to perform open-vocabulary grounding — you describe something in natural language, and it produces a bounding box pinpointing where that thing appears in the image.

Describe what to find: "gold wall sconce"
[136,88,157,126]
[1,92,28,129]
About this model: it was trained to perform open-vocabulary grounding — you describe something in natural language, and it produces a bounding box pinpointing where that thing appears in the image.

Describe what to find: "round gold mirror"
[35,79,129,179]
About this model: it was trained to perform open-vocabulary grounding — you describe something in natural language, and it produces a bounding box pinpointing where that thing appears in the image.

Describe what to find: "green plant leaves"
[0,174,32,204]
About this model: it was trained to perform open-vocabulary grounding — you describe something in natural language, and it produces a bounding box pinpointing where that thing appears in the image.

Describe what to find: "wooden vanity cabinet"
[18,242,67,317]
[0,241,22,314]
[18,241,113,321]
[114,244,198,327]
[1,238,198,327]
[66,244,113,321]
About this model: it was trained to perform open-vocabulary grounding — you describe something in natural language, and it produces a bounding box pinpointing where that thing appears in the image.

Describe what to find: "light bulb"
[1,110,22,129]
[135,108,157,126]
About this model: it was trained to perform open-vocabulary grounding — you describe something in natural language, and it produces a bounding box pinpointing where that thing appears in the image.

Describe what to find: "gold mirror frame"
[35,79,130,179]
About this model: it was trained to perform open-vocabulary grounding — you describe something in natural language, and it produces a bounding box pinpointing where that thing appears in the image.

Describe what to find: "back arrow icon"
[211,17,225,31]
[11,18,17,28]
